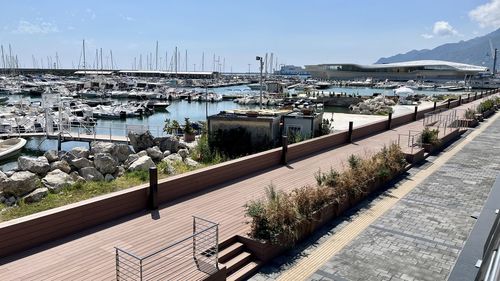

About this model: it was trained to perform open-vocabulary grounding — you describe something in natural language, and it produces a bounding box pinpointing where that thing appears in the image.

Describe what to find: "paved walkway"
[0,96,495,280]
[251,105,500,281]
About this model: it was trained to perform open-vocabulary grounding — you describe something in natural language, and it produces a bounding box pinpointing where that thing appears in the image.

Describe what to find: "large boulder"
[2,171,38,197]
[93,153,118,175]
[128,131,155,153]
[70,171,85,183]
[124,154,139,168]
[18,156,50,175]
[184,158,200,168]
[153,136,186,153]
[23,187,48,203]
[104,174,115,182]
[79,167,104,181]
[111,143,132,163]
[0,171,8,191]
[71,158,94,170]
[146,146,164,162]
[44,150,59,162]
[70,147,90,159]
[165,153,183,163]
[42,169,74,192]
[90,141,115,155]
[59,151,78,164]
[159,160,176,175]
[50,160,72,174]
[177,149,189,160]
[128,156,155,172]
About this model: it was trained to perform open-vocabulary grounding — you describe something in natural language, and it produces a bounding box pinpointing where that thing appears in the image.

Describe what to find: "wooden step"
[226,260,262,281]
[220,251,252,275]
[218,242,244,263]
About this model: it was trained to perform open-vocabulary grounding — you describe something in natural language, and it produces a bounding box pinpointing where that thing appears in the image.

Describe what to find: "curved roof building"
[305,60,489,81]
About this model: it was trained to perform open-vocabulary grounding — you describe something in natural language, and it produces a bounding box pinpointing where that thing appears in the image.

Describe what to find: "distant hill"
[376,28,500,69]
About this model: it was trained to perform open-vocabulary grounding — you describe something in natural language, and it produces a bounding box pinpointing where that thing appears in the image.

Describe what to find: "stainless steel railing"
[115,216,219,281]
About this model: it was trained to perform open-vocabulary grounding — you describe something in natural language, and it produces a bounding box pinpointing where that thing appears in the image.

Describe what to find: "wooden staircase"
[218,238,262,281]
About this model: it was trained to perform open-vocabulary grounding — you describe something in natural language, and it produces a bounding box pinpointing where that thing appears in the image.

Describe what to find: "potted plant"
[183,118,196,142]
[420,127,440,153]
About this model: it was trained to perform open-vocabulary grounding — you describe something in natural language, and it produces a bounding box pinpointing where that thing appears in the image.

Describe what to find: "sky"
[1,0,500,72]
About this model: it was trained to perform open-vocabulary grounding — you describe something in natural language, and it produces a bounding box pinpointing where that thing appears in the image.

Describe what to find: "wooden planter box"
[422,129,460,154]
[239,169,407,263]
[403,147,425,163]
[184,133,196,142]
[482,109,495,119]
[458,119,479,128]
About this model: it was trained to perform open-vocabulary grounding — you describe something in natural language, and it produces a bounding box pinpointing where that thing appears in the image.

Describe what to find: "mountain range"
[376,28,500,69]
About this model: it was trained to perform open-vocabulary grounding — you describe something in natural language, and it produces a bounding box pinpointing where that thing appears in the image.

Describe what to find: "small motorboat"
[0,138,27,161]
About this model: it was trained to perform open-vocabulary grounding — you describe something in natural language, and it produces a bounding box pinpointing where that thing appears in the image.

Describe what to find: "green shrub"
[348,154,361,169]
[465,108,477,120]
[420,127,440,145]
[478,99,495,113]
[246,144,407,246]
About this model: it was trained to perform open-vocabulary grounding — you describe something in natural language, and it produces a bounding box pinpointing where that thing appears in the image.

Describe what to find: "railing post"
[348,121,353,143]
[414,106,418,121]
[140,259,143,281]
[475,92,478,100]
[388,113,392,130]
[458,95,462,105]
[148,167,158,210]
[57,134,62,151]
[481,91,483,98]
[281,135,288,165]
[115,248,120,280]
[468,93,471,103]
[447,99,451,109]
[433,101,437,111]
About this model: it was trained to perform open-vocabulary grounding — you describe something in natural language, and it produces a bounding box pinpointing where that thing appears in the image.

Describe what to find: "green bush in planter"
[420,127,440,145]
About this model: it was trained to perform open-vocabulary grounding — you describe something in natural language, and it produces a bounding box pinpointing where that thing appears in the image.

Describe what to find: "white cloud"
[12,20,59,34]
[433,21,458,36]
[421,21,459,39]
[470,0,500,28]
[120,14,135,21]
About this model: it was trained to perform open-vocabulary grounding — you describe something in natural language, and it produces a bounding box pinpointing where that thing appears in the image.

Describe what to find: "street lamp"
[256,56,264,109]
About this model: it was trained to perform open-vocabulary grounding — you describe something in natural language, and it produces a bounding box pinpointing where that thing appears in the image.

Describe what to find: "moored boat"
[0,138,27,161]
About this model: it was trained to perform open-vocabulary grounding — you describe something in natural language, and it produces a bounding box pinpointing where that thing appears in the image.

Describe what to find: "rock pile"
[350,95,395,115]
[0,132,200,208]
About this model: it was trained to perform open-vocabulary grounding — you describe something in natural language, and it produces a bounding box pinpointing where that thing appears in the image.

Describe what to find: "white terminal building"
[305,60,489,81]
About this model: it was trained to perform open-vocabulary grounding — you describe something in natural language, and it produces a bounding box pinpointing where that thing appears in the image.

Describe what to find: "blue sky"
[0,0,499,71]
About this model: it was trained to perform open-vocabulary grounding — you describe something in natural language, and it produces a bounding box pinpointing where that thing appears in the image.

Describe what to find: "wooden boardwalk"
[0,97,492,280]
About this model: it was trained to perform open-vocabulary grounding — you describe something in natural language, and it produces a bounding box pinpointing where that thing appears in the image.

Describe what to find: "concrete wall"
[0,89,497,258]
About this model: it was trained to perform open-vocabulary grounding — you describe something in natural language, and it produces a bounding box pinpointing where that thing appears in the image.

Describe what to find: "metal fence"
[397,130,422,154]
[422,109,460,137]
[115,216,219,281]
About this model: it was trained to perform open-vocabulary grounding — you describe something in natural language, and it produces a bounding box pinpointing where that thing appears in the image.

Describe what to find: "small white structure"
[394,86,415,105]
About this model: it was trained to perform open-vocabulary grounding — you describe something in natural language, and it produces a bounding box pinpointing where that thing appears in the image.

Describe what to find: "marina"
[0,71,486,172]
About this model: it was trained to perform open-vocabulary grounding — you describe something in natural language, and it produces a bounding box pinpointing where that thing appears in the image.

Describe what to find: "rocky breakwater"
[0,131,200,209]
[349,95,395,115]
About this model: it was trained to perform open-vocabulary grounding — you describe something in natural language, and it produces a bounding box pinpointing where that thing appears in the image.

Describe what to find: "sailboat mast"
[202,52,204,72]
[185,49,188,72]
[155,41,158,70]
[1,45,5,70]
[82,39,86,71]
[110,50,114,70]
[174,46,178,74]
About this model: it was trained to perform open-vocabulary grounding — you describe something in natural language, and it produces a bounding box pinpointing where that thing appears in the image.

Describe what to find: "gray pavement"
[252,116,500,281]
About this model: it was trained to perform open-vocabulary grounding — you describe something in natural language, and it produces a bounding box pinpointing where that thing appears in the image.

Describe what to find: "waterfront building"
[305,60,488,81]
